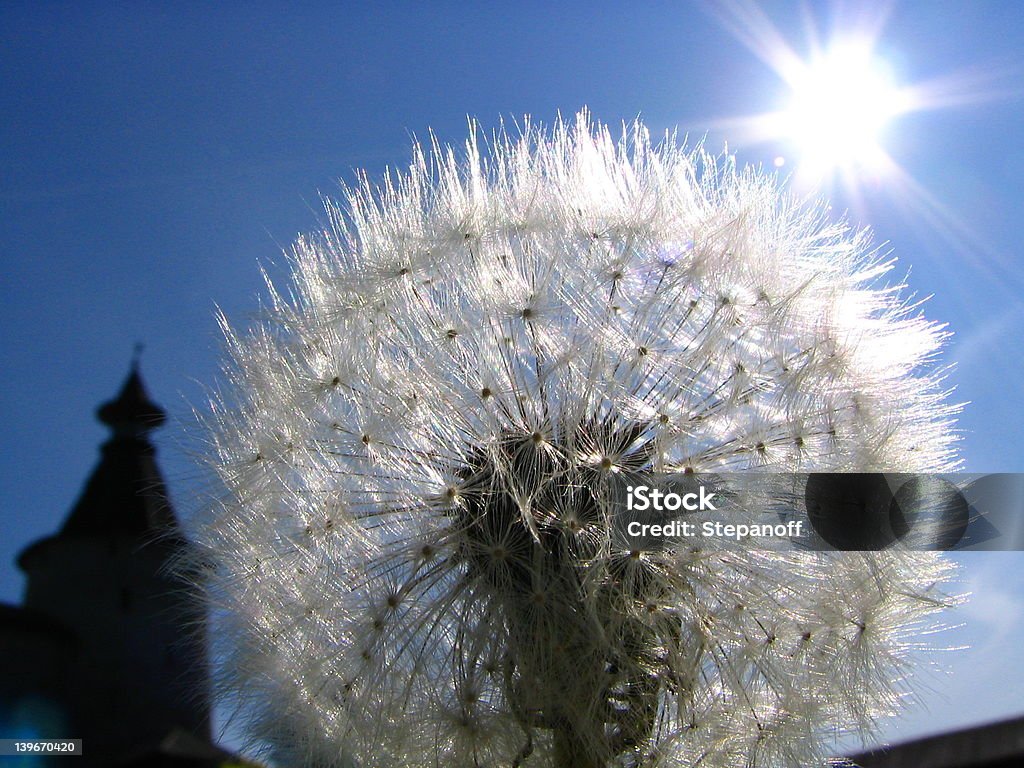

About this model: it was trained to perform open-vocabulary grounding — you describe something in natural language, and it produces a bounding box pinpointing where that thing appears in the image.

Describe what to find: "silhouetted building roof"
[851,715,1024,768]
[111,728,259,768]
[18,364,183,570]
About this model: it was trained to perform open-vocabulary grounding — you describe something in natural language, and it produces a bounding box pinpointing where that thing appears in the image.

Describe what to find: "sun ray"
[699,0,807,85]
[881,162,1024,300]
[901,60,1024,112]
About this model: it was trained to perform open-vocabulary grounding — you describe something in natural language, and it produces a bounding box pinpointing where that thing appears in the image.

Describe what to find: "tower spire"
[14,360,211,761]
[96,353,166,438]
[20,360,177,544]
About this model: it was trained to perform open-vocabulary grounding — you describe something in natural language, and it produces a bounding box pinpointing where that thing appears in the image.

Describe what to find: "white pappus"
[191,110,961,768]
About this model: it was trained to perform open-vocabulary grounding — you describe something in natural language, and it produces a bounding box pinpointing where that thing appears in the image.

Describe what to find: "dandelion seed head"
[195,110,960,767]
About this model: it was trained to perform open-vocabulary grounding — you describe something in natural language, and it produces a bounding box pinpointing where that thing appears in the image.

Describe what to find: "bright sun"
[780,43,909,178]
[703,2,1011,214]
[700,2,1017,296]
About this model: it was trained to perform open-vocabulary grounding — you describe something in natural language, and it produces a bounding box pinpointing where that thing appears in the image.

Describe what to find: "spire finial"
[131,342,144,370]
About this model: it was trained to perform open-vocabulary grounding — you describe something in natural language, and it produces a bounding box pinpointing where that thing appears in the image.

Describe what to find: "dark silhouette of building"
[0,364,250,767]
[851,715,1024,768]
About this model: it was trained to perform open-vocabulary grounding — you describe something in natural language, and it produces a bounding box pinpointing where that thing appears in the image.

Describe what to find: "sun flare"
[780,42,910,177]
[699,2,1005,195]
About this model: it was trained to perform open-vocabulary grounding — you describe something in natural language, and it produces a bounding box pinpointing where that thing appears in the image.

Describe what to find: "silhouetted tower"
[15,363,210,763]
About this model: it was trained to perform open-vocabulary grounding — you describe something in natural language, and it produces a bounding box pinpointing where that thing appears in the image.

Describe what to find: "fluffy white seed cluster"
[194,111,960,768]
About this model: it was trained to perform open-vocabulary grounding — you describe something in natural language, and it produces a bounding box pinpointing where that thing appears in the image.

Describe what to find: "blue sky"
[2,0,1023,755]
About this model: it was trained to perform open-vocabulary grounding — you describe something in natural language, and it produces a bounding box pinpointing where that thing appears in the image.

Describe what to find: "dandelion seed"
[194,110,960,768]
